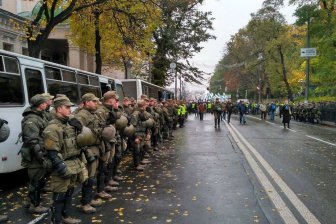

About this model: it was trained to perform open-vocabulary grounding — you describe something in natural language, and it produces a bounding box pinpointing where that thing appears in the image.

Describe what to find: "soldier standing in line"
[148,98,160,151]
[212,98,223,128]
[0,118,8,222]
[43,95,82,224]
[74,93,110,214]
[130,100,152,171]
[40,92,55,121]
[123,97,135,153]
[20,94,50,214]
[101,91,126,187]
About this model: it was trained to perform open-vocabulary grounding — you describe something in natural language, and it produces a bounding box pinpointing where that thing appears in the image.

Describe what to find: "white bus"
[0,49,124,174]
[121,79,174,101]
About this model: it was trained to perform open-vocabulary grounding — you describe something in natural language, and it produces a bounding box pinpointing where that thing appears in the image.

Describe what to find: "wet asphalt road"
[1,112,336,224]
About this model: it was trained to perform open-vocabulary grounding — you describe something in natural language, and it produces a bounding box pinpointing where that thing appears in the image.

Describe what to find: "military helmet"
[77,126,96,147]
[115,115,128,131]
[123,124,135,137]
[143,118,154,128]
[101,125,116,142]
[0,123,10,143]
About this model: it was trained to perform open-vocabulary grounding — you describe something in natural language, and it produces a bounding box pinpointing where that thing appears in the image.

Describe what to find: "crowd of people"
[17,92,188,224]
[186,99,295,129]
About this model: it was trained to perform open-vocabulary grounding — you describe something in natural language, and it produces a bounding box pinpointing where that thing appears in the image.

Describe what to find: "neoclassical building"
[0,0,124,79]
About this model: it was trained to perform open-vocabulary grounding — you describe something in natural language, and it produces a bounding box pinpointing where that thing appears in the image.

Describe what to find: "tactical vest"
[76,109,101,145]
[45,119,80,160]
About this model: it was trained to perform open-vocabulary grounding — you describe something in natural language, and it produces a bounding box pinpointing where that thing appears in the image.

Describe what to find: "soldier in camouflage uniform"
[74,93,110,214]
[40,92,54,121]
[43,95,82,224]
[130,100,152,171]
[20,94,50,214]
[148,98,160,151]
[99,91,124,190]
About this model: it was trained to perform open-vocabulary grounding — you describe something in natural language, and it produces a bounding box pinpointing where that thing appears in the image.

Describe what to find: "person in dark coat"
[198,102,206,121]
[280,100,291,128]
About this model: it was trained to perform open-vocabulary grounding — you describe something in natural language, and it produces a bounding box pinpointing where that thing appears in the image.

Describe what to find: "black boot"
[97,162,106,193]
[81,178,95,206]
[133,144,141,167]
[105,162,114,184]
[51,192,65,224]
[62,187,74,218]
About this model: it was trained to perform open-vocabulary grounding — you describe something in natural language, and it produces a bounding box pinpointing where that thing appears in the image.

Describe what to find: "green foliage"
[211,0,336,101]
[151,0,215,86]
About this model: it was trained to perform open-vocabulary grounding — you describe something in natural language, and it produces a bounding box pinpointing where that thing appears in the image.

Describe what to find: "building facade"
[0,0,125,79]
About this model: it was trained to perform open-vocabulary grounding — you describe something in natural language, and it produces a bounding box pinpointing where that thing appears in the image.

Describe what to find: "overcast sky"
[185,0,297,90]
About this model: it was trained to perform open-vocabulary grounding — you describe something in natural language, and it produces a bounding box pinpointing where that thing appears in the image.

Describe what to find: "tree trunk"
[94,10,102,75]
[278,45,293,101]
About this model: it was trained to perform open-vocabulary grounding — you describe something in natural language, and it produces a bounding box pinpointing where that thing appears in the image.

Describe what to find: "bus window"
[77,74,89,85]
[89,76,99,86]
[62,70,76,83]
[109,80,115,91]
[116,83,124,101]
[0,56,4,71]
[79,85,101,98]
[100,83,111,95]
[46,80,79,104]
[4,57,19,74]
[25,68,44,101]
[45,66,61,80]
[0,73,24,105]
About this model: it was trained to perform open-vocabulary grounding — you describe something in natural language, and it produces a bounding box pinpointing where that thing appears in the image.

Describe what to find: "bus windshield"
[116,83,124,101]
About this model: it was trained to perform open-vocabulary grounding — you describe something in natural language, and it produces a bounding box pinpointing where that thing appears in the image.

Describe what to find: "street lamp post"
[305,17,311,104]
[179,74,182,100]
[170,62,177,100]
[258,53,263,103]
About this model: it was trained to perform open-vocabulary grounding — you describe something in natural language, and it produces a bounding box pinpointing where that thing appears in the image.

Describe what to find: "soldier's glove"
[68,118,83,133]
[48,150,67,177]
[32,144,45,163]
[0,118,8,129]
[82,147,96,163]
[108,111,117,124]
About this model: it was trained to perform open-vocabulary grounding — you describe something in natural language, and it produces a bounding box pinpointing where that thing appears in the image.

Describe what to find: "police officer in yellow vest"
[43,95,82,224]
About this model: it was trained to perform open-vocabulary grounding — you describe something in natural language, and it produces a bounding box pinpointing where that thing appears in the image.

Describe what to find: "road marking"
[226,124,299,224]
[278,126,297,132]
[228,124,321,224]
[247,115,261,120]
[28,212,48,224]
[266,121,277,125]
[306,135,336,147]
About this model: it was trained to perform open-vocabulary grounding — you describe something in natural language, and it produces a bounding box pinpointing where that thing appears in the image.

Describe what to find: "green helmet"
[0,123,10,143]
[77,126,96,147]
[115,115,128,131]
[123,124,135,137]
[101,125,116,142]
[143,118,154,129]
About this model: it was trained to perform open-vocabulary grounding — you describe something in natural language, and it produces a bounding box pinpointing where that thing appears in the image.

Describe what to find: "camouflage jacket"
[21,107,49,148]
[43,116,82,174]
